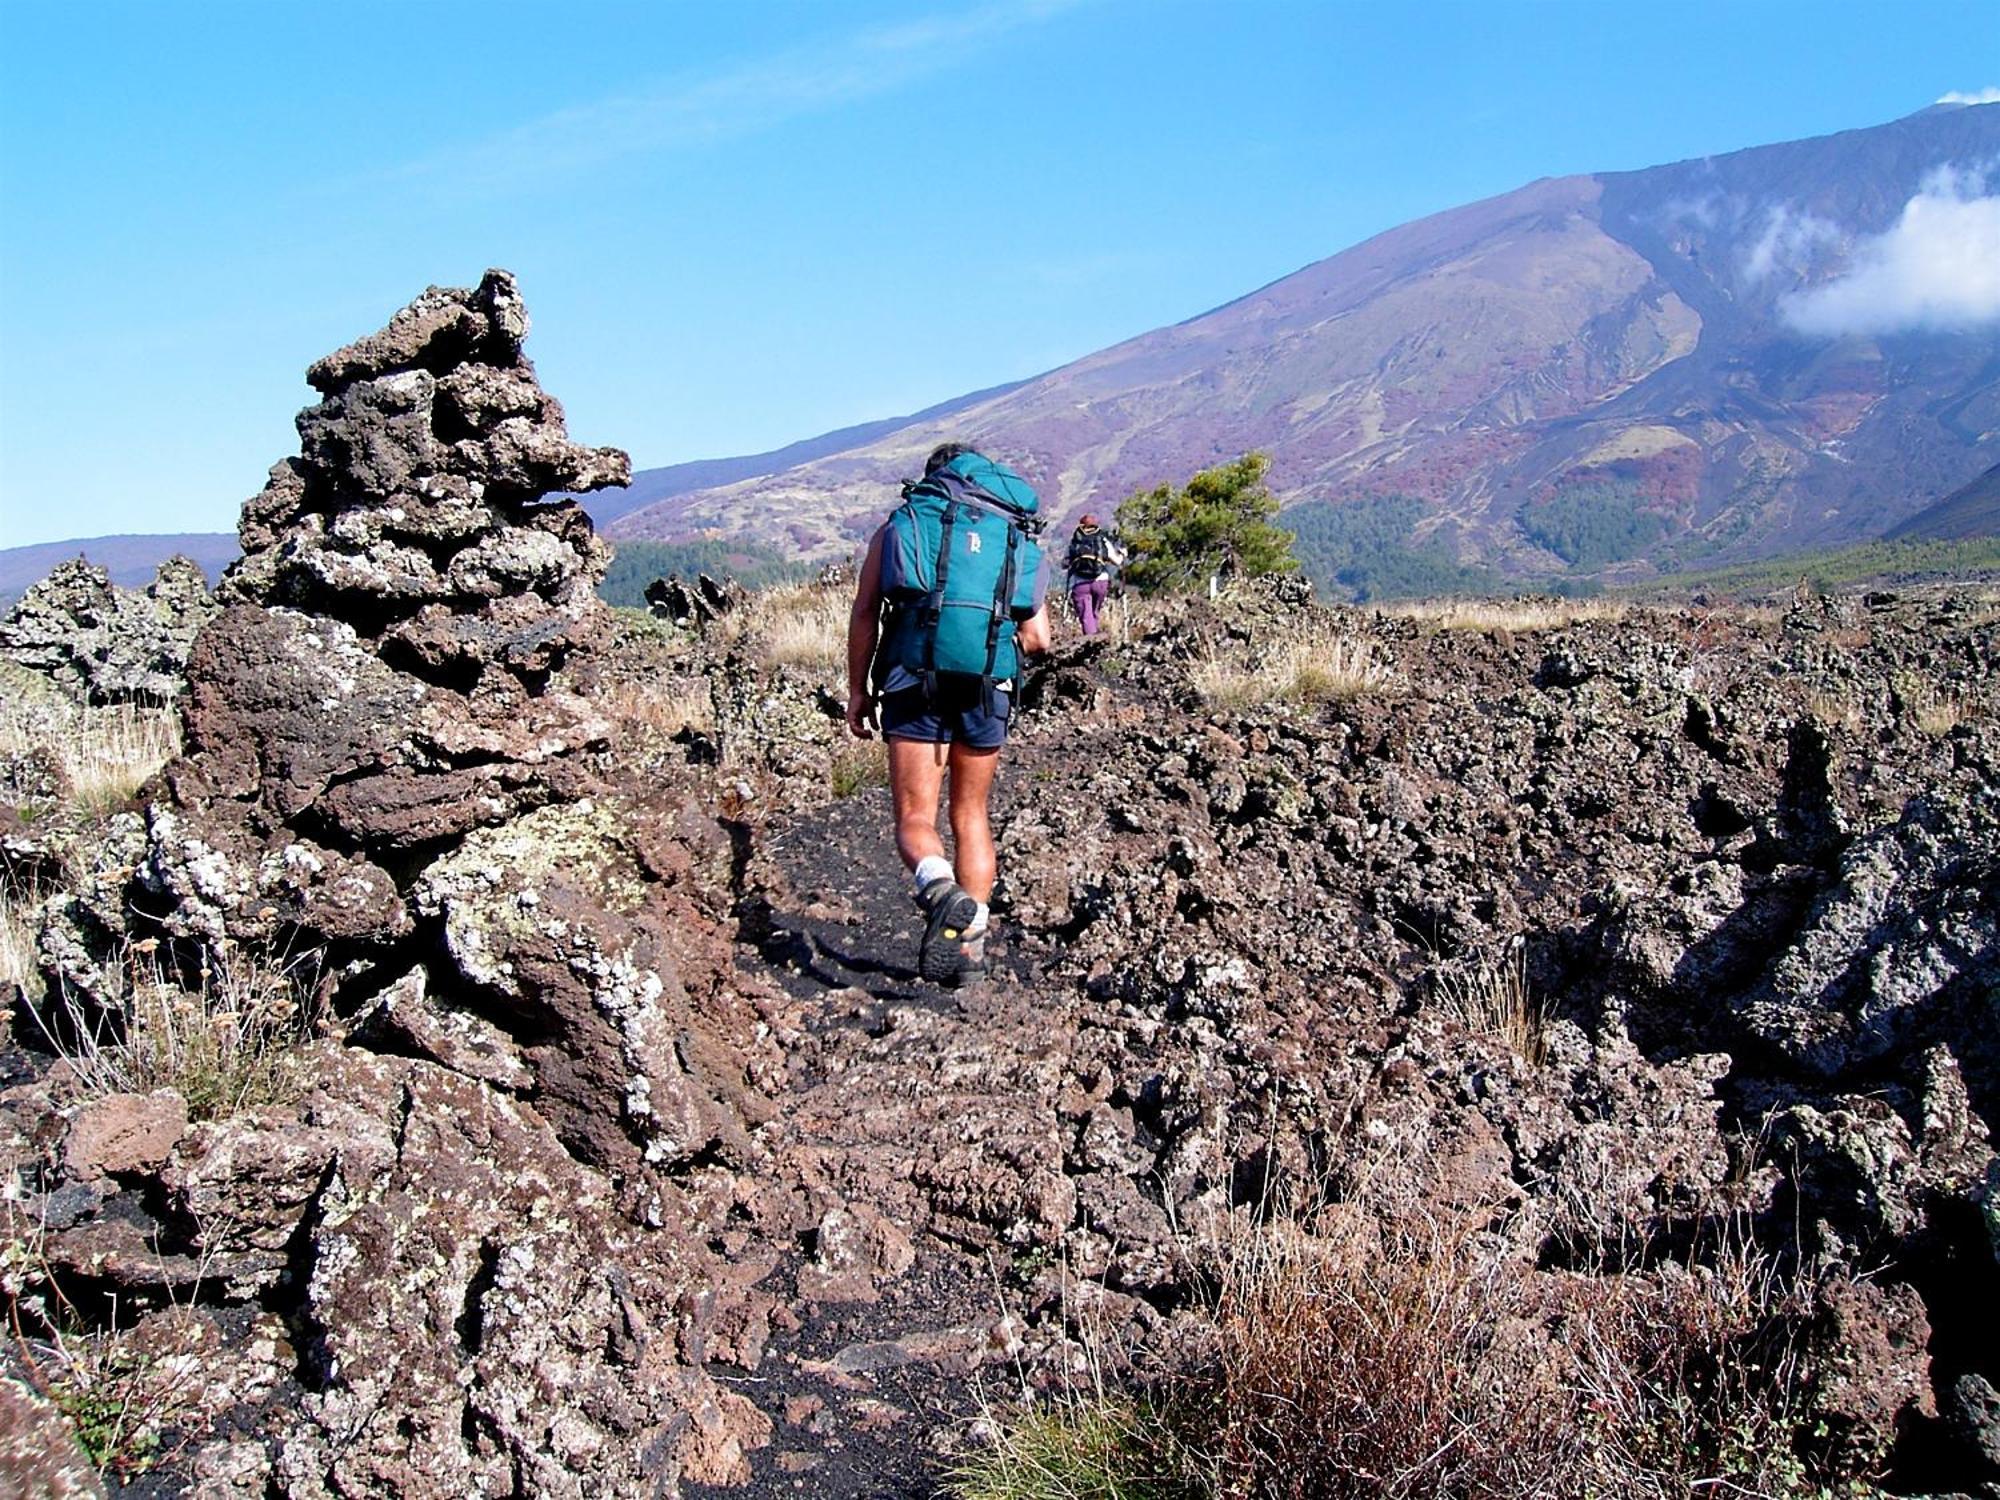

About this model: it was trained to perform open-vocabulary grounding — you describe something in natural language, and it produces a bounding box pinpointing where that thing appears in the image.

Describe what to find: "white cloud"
[385,0,1084,193]
[1782,166,2000,336]
[1936,87,2000,106]
[1742,205,1841,283]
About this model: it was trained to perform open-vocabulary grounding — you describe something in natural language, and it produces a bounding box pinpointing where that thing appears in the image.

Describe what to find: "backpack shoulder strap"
[920,498,960,693]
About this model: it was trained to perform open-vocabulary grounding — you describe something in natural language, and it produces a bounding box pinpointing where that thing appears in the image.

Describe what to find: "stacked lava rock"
[27,274,788,1493]
[138,269,629,955]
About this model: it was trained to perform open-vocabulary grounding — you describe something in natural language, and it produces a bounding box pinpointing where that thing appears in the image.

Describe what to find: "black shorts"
[880,680,1011,749]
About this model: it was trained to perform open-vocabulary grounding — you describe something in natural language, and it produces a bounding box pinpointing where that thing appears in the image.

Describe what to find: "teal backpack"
[877,452,1045,700]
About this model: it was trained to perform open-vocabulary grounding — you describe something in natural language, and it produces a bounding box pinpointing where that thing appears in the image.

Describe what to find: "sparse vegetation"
[829,740,889,799]
[736,582,849,671]
[2,1200,215,1477]
[1807,688,1866,735]
[0,694,181,817]
[1383,595,1629,632]
[1190,621,1392,710]
[1,877,36,999]
[1625,537,2000,600]
[1895,673,1972,736]
[41,940,322,1122]
[1432,948,1546,1066]
[1117,453,1299,595]
[602,672,716,741]
[964,1201,1876,1500]
[950,1394,1200,1500]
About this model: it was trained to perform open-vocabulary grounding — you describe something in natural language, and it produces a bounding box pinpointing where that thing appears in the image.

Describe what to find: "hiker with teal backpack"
[846,442,1052,986]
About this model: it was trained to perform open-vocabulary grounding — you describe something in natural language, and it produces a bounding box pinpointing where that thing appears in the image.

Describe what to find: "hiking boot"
[916,878,982,987]
[955,924,991,986]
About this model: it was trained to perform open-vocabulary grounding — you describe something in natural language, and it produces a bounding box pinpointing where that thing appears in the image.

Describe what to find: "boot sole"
[919,890,982,986]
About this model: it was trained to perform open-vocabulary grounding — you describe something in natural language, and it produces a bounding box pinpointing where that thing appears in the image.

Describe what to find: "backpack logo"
[967,533,982,553]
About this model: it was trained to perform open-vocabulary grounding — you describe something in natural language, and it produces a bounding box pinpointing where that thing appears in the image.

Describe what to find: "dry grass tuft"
[967,1187,1868,1500]
[0,696,181,815]
[42,942,322,1122]
[601,674,716,740]
[1892,672,1975,737]
[1432,949,1546,1067]
[1078,593,1137,646]
[1384,597,1629,633]
[1914,690,1969,737]
[736,583,850,672]
[1176,1206,1846,1500]
[1192,622,1392,711]
[829,740,890,799]
[0,878,37,999]
[1806,689,1866,735]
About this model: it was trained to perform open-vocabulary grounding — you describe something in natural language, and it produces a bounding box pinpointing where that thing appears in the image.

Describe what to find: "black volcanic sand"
[710,790,1053,1500]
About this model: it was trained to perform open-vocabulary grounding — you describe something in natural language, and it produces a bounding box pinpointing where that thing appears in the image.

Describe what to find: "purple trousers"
[1070,577,1109,635]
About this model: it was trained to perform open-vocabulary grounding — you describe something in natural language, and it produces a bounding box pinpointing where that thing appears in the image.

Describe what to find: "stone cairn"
[47,269,629,971]
[29,272,784,1494]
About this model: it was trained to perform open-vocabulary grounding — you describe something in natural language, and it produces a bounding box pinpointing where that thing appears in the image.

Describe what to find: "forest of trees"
[1286,494,1495,600]
[1517,481,1668,568]
[597,538,811,608]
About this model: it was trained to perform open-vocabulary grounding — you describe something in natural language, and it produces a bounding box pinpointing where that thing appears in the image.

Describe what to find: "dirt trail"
[715,772,1084,1498]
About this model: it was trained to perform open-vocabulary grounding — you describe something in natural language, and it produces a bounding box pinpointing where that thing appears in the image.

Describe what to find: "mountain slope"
[580,377,1027,526]
[1887,462,2000,541]
[610,104,2000,579]
[0,533,241,606]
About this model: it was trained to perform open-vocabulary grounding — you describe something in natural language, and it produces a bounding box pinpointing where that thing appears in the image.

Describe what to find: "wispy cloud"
[1936,87,2000,106]
[1741,204,1841,283]
[383,0,1082,194]
[1783,165,2000,336]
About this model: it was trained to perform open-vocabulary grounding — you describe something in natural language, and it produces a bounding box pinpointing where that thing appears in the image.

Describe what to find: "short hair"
[925,441,974,475]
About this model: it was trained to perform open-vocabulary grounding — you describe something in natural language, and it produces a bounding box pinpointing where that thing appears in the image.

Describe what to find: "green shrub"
[1116,453,1299,594]
[948,1395,1203,1500]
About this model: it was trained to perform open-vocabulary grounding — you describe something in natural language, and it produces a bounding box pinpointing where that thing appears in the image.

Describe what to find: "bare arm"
[1017,602,1052,657]
[846,529,887,739]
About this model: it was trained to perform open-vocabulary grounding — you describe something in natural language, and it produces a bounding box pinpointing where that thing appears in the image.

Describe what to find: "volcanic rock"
[0,1375,104,1498]
[646,572,745,629]
[15,273,805,1495]
[0,556,216,704]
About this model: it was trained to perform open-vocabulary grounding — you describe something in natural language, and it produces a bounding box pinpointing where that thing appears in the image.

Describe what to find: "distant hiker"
[1064,514,1125,637]
[1209,538,1241,601]
[847,442,1052,986]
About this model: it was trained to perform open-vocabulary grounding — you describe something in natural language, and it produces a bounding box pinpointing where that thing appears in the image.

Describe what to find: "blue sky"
[1,0,1994,550]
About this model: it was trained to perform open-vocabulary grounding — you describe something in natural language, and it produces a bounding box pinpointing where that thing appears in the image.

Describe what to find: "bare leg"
[945,743,1000,904]
[889,738,948,875]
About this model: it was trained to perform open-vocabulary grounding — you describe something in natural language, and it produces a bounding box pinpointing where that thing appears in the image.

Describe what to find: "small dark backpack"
[877,453,1044,696]
[1067,529,1110,580]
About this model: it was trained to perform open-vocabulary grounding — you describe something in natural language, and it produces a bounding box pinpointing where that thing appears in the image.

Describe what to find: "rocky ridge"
[1,275,1996,1497]
[1,557,217,705]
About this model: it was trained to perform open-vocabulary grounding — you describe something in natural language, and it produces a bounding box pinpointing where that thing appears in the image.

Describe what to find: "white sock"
[969,902,990,936]
[913,855,955,894]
